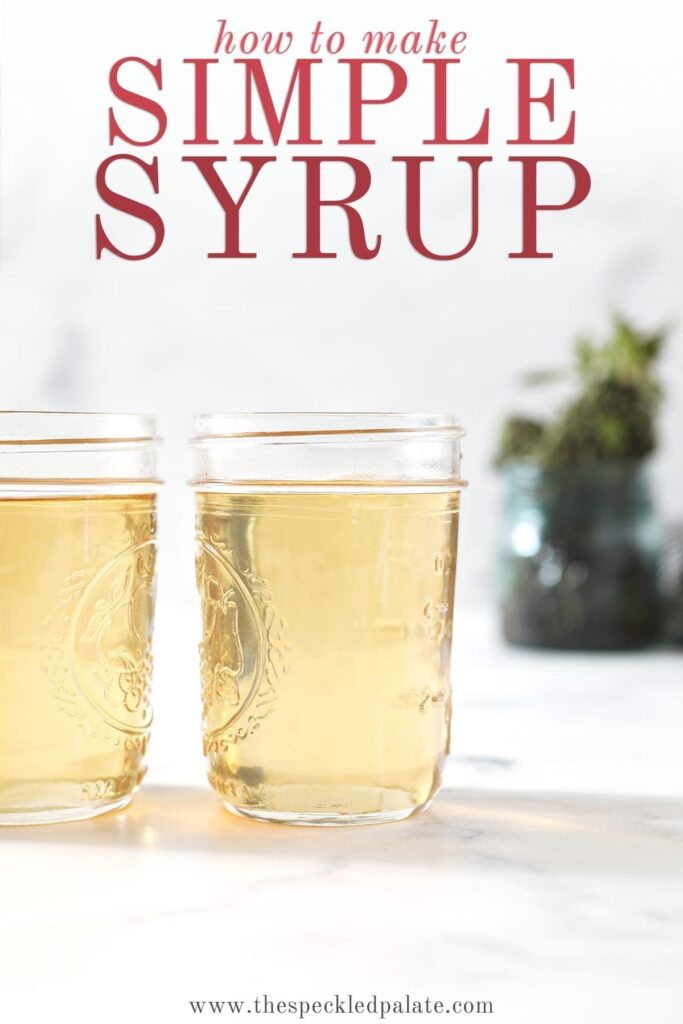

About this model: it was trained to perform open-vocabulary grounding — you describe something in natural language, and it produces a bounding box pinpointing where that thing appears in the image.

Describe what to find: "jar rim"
[190,413,466,490]
[0,411,158,445]
[192,412,464,444]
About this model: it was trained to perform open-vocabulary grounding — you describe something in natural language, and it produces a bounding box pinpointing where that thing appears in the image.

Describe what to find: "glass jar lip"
[192,412,465,444]
[0,411,159,445]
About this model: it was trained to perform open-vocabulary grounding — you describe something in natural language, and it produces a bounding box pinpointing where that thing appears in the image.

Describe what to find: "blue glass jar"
[498,460,661,649]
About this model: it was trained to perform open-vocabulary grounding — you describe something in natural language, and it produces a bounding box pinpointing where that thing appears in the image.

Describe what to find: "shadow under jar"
[191,414,466,826]
[0,413,161,825]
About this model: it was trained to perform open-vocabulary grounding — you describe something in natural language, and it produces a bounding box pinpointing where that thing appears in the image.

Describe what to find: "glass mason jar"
[0,412,160,824]
[191,413,466,826]
[498,460,660,650]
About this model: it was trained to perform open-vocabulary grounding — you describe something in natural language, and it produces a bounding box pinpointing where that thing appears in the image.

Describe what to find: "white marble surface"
[1,607,682,1024]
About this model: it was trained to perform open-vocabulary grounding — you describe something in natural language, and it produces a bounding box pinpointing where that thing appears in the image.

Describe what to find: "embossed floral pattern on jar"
[191,413,466,827]
[0,412,161,825]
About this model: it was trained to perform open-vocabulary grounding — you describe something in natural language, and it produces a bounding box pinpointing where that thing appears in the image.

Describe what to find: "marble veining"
[0,607,681,1024]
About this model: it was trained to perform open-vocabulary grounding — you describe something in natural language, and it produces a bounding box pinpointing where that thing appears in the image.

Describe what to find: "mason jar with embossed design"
[191,414,466,826]
[0,412,160,825]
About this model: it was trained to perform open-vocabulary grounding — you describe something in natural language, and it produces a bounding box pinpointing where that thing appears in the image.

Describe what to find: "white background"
[1,7,683,1023]
[1,0,682,612]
